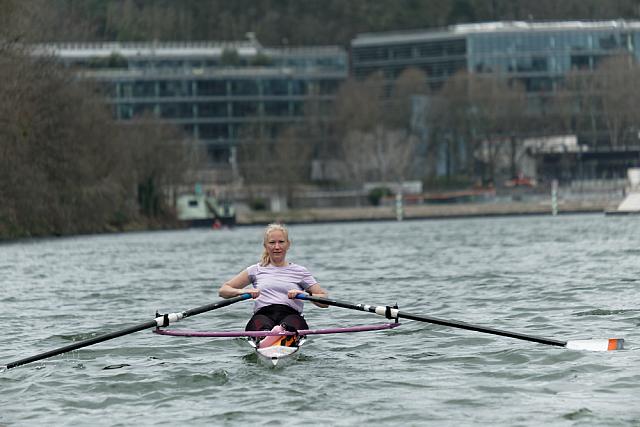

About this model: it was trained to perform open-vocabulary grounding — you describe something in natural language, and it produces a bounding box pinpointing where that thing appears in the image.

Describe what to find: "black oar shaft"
[5,320,157,370]
[299,295,566,348]
[397,311,566,347]
[182,294,251,317]
[4,294,250,370]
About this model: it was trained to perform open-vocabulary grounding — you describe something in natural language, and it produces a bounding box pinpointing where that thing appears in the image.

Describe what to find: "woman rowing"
[219,223,328,344]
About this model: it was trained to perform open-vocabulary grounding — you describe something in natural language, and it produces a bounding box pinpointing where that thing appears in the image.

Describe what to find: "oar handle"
[296,294,398,318]
[3,293,252,370]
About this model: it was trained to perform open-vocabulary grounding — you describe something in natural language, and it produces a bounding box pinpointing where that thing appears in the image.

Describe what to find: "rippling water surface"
[1,215,639,426]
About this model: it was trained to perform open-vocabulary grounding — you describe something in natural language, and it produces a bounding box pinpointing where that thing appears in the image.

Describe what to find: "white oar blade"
[565,338,624,351]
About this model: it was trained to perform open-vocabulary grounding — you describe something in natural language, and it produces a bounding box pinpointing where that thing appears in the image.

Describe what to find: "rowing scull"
[3,292,625,371]
[154,323,402,367]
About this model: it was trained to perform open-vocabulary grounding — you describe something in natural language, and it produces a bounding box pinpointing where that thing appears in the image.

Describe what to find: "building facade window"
[39,41,348,167]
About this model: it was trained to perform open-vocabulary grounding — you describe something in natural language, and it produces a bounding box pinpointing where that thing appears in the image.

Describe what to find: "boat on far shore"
[176,193,236,228]
[605,168,640,216]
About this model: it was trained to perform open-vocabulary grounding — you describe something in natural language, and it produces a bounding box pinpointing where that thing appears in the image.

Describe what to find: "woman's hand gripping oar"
[296,294,624,352]
[2,294,251,370]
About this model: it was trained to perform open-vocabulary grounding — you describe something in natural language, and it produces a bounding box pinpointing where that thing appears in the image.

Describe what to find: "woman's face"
[265,230,290,266]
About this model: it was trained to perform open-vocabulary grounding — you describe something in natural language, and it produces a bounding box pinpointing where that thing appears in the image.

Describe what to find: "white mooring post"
[395,192,404,221]
[551,179,558,216]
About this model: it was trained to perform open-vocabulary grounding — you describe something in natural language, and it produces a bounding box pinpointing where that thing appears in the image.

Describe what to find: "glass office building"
[33,22,640,184]
[352,21,640,180]
[351,20,640,91]
[36,41,347,169]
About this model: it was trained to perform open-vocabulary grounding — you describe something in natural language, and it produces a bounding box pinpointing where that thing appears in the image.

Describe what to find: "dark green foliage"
[138,176,161,217]
[220,48,241,66]
[368,187,392,206]
[26,0,640,46]
[250,53,272,66]
[249,198,268,211]
[0,48,197,239]
[87,53,128,69]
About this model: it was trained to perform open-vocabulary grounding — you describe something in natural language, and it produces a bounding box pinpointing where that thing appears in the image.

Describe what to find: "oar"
[3,294,251,370]
[296,294,624,352]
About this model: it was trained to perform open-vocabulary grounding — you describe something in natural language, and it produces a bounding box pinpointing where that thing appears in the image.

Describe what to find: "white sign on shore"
[363,181,423,195]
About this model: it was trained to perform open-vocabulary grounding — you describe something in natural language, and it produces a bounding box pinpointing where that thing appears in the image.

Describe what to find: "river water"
[1,214,639,426]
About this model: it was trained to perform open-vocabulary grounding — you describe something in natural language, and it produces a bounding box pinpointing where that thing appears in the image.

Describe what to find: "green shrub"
[250,198,268,211]
[368,187,391,206]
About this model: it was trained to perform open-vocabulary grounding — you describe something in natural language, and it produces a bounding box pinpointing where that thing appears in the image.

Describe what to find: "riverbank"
[236,197,618,225]
[0,197,619,241]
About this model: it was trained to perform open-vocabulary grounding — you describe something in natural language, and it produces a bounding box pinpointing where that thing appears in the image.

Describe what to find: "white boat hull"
[248,338,306,367]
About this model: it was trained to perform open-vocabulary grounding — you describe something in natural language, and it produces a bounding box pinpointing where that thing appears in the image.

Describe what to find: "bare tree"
[387,67,429,129]
[429,70,474,180]
[430,71,528,186]
[334,73,385,134]
[593,54,640,148]
[561,68,601,147]
[237,123,312,209]
[0,13,200,237]
[357,126,418,184]
[332,73,385,190]
[0,51,133,236]
[333,70,425,194]
[122,115,203,218]
[272,126,313,208]
[558,53,640,150]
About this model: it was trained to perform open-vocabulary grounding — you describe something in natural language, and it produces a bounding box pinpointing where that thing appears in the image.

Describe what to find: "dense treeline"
[0,48,198,238]
[23,0,640,46]
[0,0,201,239]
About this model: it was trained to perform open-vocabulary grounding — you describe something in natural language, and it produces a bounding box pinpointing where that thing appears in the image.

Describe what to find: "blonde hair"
[260,223,290,266]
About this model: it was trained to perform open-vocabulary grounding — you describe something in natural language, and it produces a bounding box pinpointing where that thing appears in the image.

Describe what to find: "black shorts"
[245,304,309,331]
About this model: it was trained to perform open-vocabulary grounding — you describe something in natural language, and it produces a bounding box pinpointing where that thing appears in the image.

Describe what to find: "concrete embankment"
[236,198,616,225]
